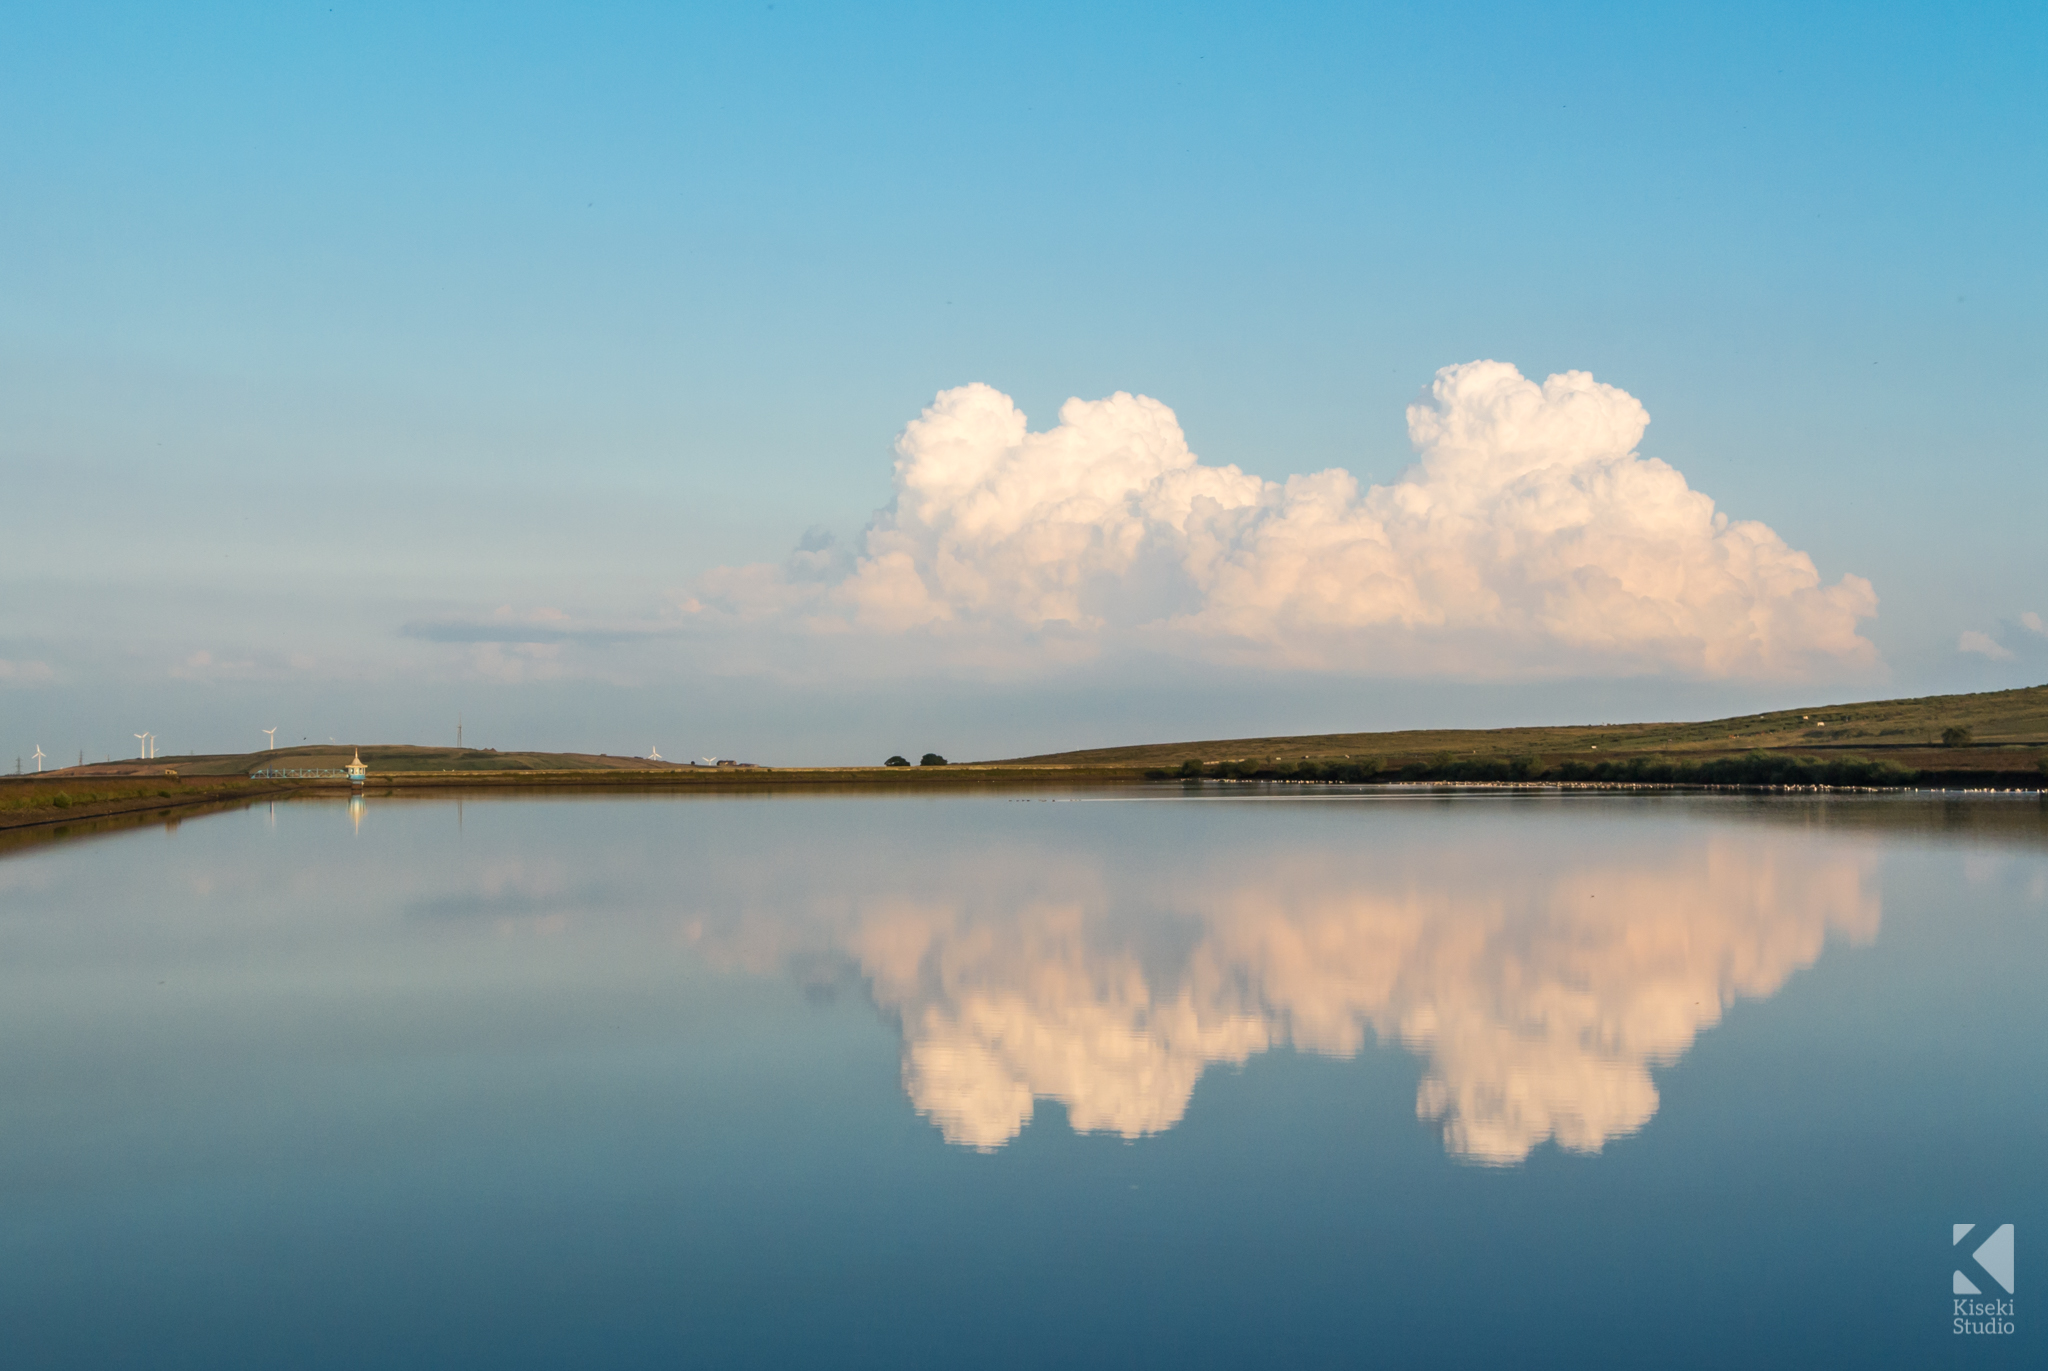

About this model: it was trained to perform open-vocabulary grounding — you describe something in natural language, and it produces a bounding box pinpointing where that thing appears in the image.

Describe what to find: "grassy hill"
[986,683,2048,780]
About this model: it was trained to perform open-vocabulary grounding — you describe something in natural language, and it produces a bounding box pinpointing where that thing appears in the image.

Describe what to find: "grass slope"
[986,682,2048,777]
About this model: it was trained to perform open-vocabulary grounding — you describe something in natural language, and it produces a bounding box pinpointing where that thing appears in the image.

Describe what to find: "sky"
[2,0,2044,766]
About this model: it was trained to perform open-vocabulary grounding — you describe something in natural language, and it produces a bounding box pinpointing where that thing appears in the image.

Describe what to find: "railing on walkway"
[248,767,355,779]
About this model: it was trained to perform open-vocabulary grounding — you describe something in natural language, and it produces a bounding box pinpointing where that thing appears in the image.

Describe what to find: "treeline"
[1144,751,1947,788]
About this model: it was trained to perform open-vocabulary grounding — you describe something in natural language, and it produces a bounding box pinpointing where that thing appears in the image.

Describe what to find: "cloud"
[400,605,685,645]
[686,826,1880,1163]
[395,605,695,684]
[690,362,1879,681]
[2021,611,2046,638]
[164,647,344,683]
[461,641,571,683]
[167,649,258,681]
[1958,630,2014,660]
[0,658,57,685]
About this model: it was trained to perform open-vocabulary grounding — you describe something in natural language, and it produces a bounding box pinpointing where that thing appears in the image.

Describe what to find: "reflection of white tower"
[349,793,365,834]
[346,749,369,788]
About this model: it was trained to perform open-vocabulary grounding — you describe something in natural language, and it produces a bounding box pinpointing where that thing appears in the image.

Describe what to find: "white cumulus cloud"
[690,361,1878,680]
[2021,611,2046,638]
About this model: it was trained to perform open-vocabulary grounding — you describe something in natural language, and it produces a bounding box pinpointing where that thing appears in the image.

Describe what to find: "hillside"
[985,682,2048,775]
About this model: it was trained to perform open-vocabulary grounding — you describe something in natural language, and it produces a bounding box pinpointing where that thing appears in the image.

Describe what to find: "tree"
[1941,726,1974,748]
[884,755,910,767]
[919,753,948,766]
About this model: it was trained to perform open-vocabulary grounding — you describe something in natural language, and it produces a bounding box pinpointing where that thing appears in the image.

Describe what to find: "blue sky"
[3,1,2044,764]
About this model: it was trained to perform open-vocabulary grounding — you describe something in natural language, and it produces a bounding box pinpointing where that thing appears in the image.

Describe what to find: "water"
[1,789,2041,1368]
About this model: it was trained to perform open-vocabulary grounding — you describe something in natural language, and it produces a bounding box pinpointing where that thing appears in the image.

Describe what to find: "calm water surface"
[2,789,2042,1368]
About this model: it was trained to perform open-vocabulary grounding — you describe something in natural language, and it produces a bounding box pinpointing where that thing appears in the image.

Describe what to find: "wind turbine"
[647,744,663,761]
[262,727,277,750]
[134,733,149,759]
[31,745,45,772]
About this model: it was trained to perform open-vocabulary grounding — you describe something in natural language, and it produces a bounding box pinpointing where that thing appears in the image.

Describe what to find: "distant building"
[346,750,369,787]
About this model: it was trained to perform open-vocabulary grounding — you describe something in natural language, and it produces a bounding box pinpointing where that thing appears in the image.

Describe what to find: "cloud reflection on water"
[689,823,1879,1164]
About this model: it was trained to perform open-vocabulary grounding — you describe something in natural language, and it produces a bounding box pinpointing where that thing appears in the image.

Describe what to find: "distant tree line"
[883,754,948,767]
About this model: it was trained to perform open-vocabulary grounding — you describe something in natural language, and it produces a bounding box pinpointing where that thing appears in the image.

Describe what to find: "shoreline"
[3,770,2040,857]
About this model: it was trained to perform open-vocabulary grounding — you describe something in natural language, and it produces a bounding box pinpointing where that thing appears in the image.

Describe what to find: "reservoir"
[1,789,2041,1367]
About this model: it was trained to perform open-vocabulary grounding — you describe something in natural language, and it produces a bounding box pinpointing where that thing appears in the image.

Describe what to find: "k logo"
[1953,1224,2014,1295]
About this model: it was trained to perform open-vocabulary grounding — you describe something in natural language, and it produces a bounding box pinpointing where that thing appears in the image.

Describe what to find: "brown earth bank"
[0,776,297,835]
[0,765,1161,850]
[0,764,1158,834]
[0,789,292,857]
